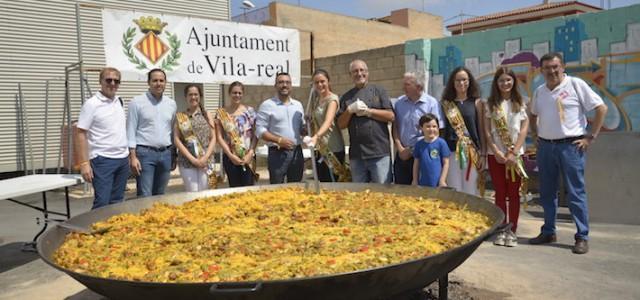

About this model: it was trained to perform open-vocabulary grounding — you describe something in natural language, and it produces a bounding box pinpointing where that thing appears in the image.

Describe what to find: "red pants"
[488,155,521,232]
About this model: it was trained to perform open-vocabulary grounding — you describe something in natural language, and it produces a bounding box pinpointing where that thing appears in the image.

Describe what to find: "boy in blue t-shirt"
[412,113,451,187]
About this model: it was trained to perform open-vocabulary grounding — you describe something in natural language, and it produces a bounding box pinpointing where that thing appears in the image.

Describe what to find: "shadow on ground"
[65,289,106,300]
[0,242,39,273]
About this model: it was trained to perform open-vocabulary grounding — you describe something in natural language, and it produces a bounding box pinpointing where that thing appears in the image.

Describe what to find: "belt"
[538,135,584,144]
[138,145,172,151]
[268,145,301,151]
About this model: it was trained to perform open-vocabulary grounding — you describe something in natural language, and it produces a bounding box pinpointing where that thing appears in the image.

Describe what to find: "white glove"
[347,100,360,114]
[354,100,370,117]
[303,136,314,147]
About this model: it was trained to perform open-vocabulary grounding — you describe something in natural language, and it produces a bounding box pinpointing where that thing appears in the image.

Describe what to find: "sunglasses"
[104,78,121,84]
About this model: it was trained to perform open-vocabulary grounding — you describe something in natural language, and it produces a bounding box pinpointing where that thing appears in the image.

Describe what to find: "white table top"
[0,174,84,200]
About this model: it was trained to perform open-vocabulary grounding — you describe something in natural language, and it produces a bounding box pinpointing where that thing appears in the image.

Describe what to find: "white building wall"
[0,0,229,173]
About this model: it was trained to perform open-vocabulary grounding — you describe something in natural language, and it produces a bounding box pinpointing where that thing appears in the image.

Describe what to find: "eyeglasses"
[104,78,121,84]
[541,64,562,72]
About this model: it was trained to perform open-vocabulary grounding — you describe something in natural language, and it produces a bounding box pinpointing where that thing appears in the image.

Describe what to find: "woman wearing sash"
[484,68,529,247]
[441,66,485,195]
[174,84,217,192]
[215,81,258,187]
[308,69,348,182]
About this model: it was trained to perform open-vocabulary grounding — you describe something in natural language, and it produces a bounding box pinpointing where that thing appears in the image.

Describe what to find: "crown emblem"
[133,16,167,34]
[122,16,181,71]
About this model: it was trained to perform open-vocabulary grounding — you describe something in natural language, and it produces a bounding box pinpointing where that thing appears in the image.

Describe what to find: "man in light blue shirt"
[127,68,177,197]
[392,72,443,184]
[255,72,305,184]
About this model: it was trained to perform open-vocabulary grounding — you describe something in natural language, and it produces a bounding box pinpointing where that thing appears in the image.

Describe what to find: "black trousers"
[393,152,414,185]
[223,154,255,187]
[314,151,346,182]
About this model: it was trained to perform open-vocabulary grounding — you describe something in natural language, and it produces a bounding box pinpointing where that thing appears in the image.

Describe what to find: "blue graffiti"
[553,19,587,63]
[438,45,462,79]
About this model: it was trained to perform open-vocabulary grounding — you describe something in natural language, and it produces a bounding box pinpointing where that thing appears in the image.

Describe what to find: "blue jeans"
[90,156,129,209]
[350,155,392,184]
[135,145,172,197]
[537,139,589,240]
[268,146,304,184]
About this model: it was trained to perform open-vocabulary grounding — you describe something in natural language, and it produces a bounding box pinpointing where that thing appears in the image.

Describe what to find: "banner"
[102,9,300,86]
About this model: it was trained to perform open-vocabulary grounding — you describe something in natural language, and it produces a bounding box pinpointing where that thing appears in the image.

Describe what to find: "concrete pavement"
[1,172,639,300]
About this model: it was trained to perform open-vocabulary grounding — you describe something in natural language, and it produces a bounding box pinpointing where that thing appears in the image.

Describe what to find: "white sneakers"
[494,231,506,246]
[494,230,518,247]
[504,230,518,247]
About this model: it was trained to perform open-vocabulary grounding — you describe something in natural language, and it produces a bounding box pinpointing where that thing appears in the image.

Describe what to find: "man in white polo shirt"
[76,67,129,209]
[528,52,607,254]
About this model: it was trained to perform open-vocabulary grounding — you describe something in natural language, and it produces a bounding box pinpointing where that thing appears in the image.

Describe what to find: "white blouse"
[485,99,528,155]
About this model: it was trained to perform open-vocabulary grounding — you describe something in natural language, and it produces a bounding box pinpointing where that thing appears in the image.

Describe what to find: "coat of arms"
[122,16,181,71]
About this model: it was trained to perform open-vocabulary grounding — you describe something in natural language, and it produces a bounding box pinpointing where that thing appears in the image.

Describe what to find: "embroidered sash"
[216,108,259,180]
[442,100,482,179]
[491,104,529,181]
[176,112,218,188]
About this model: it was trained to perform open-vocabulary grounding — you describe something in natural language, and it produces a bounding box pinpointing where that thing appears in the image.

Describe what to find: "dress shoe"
[573,238,589,254]
[528,233,557,245]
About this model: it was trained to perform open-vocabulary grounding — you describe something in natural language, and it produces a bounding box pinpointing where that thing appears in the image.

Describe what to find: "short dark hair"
[274,72,291,84]
[147,68,166,82]
[419,113,439,127]
[540,52,564,66]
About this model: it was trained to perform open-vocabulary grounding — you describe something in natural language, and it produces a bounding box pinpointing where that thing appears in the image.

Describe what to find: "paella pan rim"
[37,182,504,292]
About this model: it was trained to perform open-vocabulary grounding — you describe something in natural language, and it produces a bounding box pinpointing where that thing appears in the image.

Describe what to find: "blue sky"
[231,0,640,30]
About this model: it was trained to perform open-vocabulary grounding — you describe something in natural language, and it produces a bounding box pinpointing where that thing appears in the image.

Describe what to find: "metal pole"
[18,84,36,175]
[57,67,70,174]
[304,86,319,194]
[75,2,86,104]
[66,81,73,175]
[218,83,225,181]
[42,80,49,173]
[16,93,27,176]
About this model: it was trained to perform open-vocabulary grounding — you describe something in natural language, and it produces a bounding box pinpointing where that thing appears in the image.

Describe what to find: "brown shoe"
[528,233,557,245]
[573,239,589,254]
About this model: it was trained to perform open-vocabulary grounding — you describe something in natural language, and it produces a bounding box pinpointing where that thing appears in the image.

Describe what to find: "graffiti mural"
[405,4,640,132]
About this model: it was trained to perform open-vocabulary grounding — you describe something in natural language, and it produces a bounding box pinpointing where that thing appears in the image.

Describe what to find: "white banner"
[102,9,300,86]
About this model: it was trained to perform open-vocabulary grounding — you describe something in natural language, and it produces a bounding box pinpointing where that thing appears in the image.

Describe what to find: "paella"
[53,188,491,283]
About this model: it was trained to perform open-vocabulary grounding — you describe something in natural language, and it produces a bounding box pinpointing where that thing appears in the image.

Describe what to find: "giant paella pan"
[38,183,503,300]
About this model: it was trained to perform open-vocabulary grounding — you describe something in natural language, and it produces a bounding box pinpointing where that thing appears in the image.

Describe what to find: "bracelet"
[79,161,89,166]
[276,137,282,149]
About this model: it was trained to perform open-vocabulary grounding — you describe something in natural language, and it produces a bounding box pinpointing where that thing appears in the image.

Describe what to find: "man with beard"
[255,72,305,184]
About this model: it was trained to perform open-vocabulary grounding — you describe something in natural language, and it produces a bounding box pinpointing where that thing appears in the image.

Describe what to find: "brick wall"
[235,43,406,111]
[227,43,406,149]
